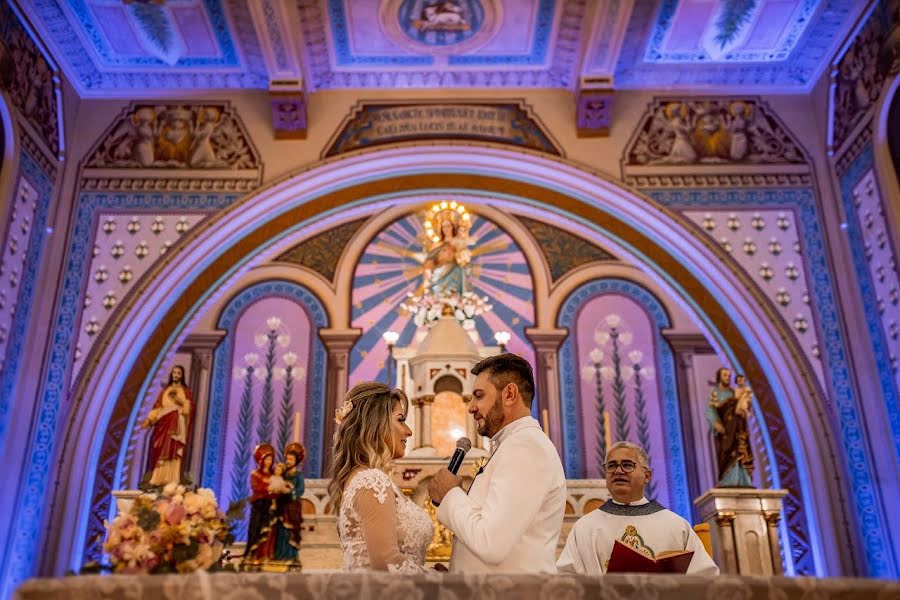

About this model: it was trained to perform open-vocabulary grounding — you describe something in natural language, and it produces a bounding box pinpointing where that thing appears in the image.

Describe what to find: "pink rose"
[165,503,186,525]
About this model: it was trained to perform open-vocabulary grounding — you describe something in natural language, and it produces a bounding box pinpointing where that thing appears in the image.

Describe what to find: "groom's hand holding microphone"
[428,437,470,505]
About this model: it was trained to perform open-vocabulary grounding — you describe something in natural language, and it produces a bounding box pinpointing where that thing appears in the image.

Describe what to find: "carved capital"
[764,511,782,526]
[715,511,736,526]
[524,328,569,353]
[319,328,363,354]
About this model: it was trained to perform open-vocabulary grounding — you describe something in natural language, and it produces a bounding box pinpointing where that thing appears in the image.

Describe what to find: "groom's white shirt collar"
[489,415,538,455]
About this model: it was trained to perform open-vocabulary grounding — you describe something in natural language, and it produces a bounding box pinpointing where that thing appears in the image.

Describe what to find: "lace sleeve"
[352,470,428,573]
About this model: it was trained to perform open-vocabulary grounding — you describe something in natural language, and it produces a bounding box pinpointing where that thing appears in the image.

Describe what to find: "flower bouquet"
[103,483,236,574]
[400,290,492,329]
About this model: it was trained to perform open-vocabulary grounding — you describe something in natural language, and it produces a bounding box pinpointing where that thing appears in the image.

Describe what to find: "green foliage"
[715,0,757,48]
[135,504,161,531]
[172,539,200,563]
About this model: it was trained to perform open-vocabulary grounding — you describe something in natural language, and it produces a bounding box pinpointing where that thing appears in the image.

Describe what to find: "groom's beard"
[477,402,505,438]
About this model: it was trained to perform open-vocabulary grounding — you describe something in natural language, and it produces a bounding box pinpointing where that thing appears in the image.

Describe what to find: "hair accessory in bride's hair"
[334,399,354,424]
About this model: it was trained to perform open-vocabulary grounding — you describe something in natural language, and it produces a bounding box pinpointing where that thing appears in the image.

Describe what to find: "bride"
[328,382,434,572]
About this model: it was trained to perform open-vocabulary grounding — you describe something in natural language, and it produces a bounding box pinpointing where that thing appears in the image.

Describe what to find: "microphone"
[447,437,472,475]
[432,437,471,507]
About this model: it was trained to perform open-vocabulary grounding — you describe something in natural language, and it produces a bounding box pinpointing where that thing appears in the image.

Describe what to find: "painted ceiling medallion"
[381,0,500,55]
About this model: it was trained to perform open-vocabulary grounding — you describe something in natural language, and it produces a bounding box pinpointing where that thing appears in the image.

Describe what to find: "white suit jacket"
[437,416,566,573]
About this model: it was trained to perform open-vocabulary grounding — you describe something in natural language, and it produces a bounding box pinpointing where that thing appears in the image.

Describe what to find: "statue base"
[694,487,788,575]
[241,558,302,573]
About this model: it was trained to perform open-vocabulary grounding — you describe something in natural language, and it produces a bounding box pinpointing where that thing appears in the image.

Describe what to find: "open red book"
[606,539,694,574]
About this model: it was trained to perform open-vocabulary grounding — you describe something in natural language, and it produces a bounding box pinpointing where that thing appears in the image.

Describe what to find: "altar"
[14,572,899,600]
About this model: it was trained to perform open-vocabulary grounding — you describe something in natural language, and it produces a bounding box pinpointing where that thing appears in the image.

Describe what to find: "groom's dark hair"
[471,353,535,408]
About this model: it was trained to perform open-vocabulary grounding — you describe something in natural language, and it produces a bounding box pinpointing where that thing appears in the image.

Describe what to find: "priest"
[557,441,718,575]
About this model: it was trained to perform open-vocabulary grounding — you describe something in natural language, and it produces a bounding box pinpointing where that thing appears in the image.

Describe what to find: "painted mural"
[209,292,325,540]
[350,210,535,385]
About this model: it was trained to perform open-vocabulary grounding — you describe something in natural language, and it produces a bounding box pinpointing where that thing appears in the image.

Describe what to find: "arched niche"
[41,145,864,580]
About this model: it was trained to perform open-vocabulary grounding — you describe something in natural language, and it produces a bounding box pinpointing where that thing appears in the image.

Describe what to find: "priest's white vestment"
[556,497,719,575]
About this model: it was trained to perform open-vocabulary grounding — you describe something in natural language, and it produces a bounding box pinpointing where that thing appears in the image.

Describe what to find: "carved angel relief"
[86,103,259,169]
[626,99,806,166]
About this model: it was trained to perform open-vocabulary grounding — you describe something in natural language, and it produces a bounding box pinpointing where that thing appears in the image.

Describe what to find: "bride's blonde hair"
[328,381,409,512]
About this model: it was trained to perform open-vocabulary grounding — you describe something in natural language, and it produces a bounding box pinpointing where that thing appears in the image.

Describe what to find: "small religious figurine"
[274,442,306,563]
[706,367,755,487]
[246,444,278,561]
[142,365,193,487]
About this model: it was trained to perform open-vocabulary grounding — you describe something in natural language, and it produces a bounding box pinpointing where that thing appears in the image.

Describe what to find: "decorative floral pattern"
[16,572,900,598]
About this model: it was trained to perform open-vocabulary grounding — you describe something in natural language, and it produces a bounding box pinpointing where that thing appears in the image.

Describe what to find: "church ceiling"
[19,0,866,96]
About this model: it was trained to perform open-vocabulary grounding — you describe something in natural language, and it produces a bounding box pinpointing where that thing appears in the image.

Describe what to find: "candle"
[541,408,550,437]
[603,411,612,452]
[293,411,301,443]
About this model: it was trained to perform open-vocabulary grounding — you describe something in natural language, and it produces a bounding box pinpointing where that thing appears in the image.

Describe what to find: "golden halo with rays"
[423,200,471,245]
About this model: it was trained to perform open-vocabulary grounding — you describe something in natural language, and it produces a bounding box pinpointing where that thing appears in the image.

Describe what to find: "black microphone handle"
[433,447,468,507]
[447,447,467,474]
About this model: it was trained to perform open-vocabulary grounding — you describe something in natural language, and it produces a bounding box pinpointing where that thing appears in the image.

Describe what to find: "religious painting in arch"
[349,202,536,389]
[573,294,673,496]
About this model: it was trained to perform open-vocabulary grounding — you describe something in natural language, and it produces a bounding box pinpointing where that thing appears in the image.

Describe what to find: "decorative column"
[420,395,435,450]
[319,328,361,470]
[525,328,568,456]
[411,396,425,449]
[178,332,224,483]
[764,511,784,575]
[715,511,739,574]
[695,488,788,575]
[664,331,716,516]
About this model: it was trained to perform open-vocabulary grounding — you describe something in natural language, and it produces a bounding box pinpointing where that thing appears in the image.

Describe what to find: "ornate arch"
[31,145,871,582]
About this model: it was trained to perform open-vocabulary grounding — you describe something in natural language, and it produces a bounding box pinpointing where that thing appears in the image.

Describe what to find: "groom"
[428,353,566,572]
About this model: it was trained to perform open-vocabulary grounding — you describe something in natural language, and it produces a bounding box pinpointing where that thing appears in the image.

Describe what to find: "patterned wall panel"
[517,215,615,282]
[276,217,367,282]
[349,213,535,384]
[6,193,237,591]
[681,208,824,385]
[839,146,900,465]
[0,152,53,449]
[557,280,689,519]
[647,186,888,576]
[72,212,207,383]
[0,179,39,379]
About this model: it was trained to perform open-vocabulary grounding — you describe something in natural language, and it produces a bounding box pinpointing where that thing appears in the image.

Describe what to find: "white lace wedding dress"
[338,468,434,573]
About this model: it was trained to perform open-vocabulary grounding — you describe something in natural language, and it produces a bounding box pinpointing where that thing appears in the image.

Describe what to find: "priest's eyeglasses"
[604,460,639,474]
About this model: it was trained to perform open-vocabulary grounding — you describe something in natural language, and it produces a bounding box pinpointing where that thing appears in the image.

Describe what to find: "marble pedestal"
[694,488,788,575]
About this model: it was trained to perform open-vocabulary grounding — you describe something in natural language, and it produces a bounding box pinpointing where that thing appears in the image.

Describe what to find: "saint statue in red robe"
[142,365,193,486]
